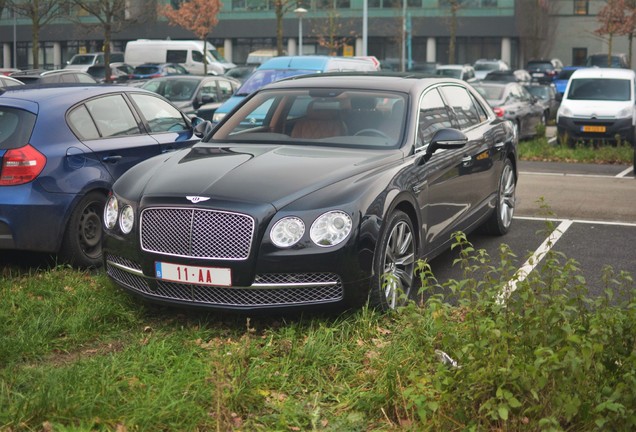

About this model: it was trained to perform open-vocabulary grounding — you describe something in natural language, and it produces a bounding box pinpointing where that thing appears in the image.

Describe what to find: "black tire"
[483,158,516,236]
[59,191,106,268]
[369,210,417,310]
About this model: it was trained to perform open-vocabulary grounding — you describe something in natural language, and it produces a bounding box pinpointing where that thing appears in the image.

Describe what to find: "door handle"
[102,155,122,163]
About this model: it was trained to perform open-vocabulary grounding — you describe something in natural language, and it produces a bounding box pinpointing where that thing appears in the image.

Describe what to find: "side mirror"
[201,94,217,104]
[193,119,214,138]
[423,128,468,162]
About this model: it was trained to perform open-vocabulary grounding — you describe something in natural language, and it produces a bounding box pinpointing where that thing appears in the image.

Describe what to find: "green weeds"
[520,135,633,165]
[1,234,634,431]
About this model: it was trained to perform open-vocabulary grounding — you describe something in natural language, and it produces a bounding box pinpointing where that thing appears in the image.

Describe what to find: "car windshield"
[436,69,462,79]
[557,69,578,80]
[134,66,160,75]
[472,85,505,101]
[69,55,96,65]
[527,62,552,71]
[142,79,198,101]
[474,62,499,71]
[586,55,622,67]
[211,89,407,149]
[236,69,318,96]
[567,78,631,101]
[525,86,548,99]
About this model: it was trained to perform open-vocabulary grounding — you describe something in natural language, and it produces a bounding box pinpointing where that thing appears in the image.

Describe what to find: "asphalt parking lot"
[430,159,636,298]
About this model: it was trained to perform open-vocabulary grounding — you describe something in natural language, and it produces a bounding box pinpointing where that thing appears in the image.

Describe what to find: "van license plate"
[581,125,606,133]
[155,261,232,286]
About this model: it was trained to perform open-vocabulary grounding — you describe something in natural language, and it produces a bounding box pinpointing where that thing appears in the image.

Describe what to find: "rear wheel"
[59,192,106,268]
[483,158,516,236]
[369,210,416,310]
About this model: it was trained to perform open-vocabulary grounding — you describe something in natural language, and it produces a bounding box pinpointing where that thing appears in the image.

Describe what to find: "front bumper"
[557,116,634,143]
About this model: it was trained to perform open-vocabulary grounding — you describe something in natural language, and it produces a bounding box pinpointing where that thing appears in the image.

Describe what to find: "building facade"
[0,0,631,71]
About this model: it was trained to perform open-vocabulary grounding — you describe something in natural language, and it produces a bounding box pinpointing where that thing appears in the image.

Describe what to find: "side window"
[439,85,481,129]
[469,92,490,123]
[95,55,104,66]
[200,82,218,101]
[130,93,188,133]
[218,80,234,99]
[60,73,76,83]
[192,51,204,62]
[68,105,100,140]
[417,88,452,148]
[77,73,96,83]
[85,95,141,138]
[167,50,187,63]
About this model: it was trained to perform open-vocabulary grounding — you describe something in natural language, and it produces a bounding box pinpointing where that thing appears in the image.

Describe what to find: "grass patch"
[519,136,633,165]
[1,231,635,431]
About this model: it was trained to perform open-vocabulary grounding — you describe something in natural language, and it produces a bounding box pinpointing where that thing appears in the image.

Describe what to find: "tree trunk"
[276,1,284,56]
[31,22,40,69]
[104,23,112,82]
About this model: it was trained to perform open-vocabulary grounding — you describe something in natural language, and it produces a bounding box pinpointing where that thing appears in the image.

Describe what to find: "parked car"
[223,65,256,83]
[483,69,532,83]
[87,62,134,83]
[473,58,510,80]
[556,67,636,146]
[65,52,125,72]
[130,63,189,80]
[435,64,476,81]
[9,69,97,84]
[554,66,584,95]
[0,85,206,268]
[0,75,24,88]
[141,75,240,121]
[585,53,629,69]
[524,83,560,122]
[471,81,545,139]
[212,55,379,123]
[103,73,518,312]
[525,58,563,84]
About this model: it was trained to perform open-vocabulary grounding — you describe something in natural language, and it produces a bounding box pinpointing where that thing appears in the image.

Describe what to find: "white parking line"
[616,166,634,178]
[547,136,557,145]
[498,219,573,303]
[515,215,636,227]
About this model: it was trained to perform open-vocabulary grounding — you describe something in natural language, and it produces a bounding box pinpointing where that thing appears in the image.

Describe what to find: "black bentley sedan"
[103,73,518,311]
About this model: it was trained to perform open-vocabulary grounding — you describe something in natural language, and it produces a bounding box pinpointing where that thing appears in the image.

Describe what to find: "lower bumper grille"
[106,255,344,308]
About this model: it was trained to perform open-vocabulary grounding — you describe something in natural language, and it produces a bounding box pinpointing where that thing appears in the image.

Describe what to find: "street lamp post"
[294,7,307,56]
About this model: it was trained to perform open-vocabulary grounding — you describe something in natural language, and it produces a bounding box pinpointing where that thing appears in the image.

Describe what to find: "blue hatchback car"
[554,66,584,95]
[0,84,204,267]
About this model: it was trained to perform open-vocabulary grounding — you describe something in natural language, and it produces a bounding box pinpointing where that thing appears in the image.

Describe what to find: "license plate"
[155,261,232,286]
[532,73,543,77]
[581,125,606,133]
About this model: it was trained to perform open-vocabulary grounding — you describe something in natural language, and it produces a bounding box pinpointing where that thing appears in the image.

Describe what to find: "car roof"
[265,72,465,94]
[0,84,155,111]
[570,67,635,79]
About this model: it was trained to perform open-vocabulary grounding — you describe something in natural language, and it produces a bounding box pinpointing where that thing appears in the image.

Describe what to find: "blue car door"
[69,93,162,181]
[128,93,200,153]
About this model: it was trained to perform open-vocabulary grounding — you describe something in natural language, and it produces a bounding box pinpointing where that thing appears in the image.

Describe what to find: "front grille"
[140,207,255,260]
[105,255,344,307]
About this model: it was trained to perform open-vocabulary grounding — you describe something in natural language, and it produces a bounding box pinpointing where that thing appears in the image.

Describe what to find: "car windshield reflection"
[210,89,407,149]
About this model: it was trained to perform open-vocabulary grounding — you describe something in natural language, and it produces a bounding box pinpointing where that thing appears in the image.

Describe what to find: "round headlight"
[104,195,118,230]
[310,211,352,247]
[119,205,134,234]
[270,217,305,248]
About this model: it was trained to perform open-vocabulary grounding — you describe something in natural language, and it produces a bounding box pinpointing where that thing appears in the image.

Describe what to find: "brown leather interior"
[291,100,348,139]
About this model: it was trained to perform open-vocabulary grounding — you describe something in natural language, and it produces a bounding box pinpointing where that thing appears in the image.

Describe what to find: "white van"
[124,39,235,75]
[556,67,636,146]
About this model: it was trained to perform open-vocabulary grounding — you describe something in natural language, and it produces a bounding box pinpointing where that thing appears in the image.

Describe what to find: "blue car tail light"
[0,144,46,185]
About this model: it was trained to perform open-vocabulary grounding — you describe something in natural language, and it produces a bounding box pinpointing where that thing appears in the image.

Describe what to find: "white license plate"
[155,261,232,287]
[532,73,543,77]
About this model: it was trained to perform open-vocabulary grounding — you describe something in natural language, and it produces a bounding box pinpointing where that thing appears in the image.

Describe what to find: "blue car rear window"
[0,107,36,150]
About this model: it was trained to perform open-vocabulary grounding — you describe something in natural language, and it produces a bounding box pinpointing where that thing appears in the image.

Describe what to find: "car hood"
[123,142,402,210]
[562,99,632,117]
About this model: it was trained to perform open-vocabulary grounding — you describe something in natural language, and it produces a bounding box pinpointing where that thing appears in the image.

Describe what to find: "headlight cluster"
[270,210,352,248]
[104,195,134,234]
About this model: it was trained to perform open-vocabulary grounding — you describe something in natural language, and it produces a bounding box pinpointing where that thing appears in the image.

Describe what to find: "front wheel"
[59,191,106,268]
[483,158,516,236]
[369,210,417,310]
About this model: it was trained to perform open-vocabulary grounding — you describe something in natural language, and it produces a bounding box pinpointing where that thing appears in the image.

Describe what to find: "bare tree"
[68,0,156,81]
[311,4,356,55]
[7,0,68,69]
[595,0,628,66]
[516,0,557,62]
[625,0,636,67]
[274,0,298,56]
[447,0,461,64]
[161,0,222,75]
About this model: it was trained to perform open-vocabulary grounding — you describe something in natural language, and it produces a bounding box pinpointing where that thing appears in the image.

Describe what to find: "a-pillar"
[426,37,436,63]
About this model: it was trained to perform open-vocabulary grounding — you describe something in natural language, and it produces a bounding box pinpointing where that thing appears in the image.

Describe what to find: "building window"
[574,0,588,15]
[572,48,587,66]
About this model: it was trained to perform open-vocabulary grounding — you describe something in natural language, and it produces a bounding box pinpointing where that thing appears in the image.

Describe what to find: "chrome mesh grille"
[140,207,254,260]
[106,256,344,307]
